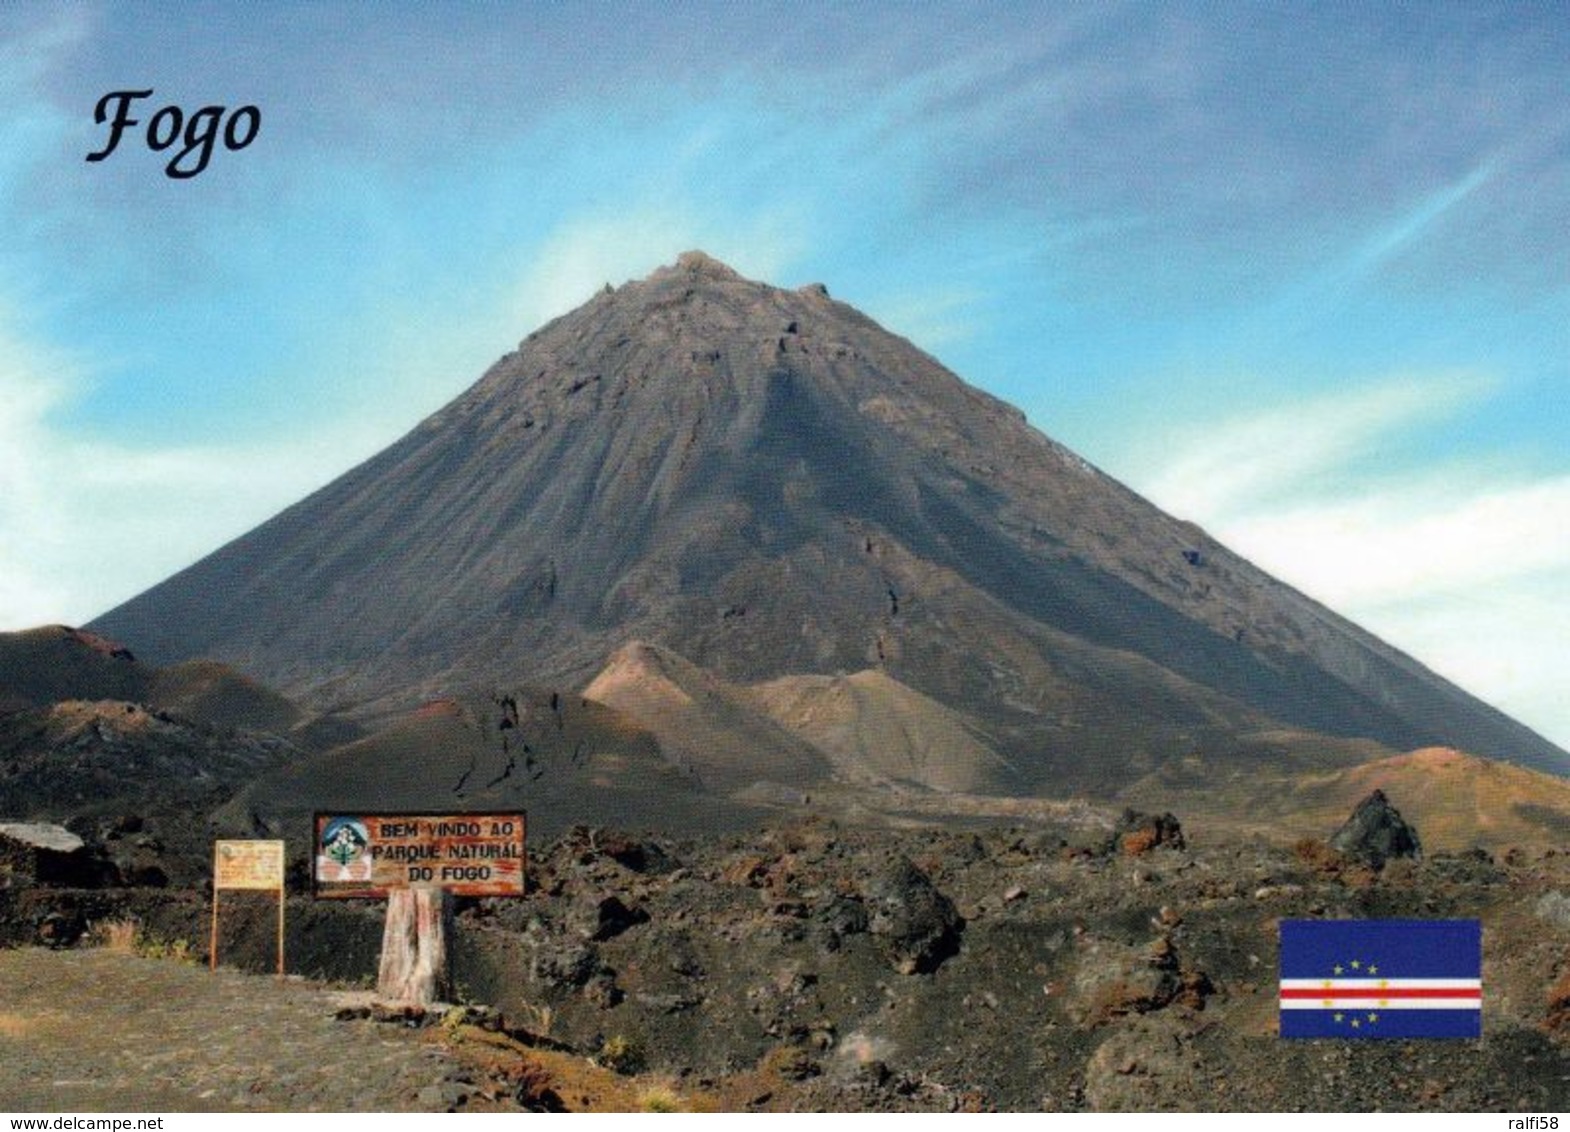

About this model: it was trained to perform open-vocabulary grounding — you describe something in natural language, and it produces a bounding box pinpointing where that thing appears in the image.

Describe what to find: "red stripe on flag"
[1279,987,1480,1000]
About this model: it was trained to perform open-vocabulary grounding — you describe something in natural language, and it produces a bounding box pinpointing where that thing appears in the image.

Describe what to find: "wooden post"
[277,884,286,978]
[210,886,220,971]
[377,888,451,1005]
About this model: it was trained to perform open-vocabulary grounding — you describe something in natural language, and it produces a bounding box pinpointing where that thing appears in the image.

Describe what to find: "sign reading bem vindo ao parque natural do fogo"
[313,813,526,1005]
[312,813,527,899]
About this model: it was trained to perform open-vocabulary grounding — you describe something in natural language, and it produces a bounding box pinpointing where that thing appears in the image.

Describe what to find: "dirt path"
[0,949,465,1112]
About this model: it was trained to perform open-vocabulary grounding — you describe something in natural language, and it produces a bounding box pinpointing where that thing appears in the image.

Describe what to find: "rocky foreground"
[5,810,1570,1112]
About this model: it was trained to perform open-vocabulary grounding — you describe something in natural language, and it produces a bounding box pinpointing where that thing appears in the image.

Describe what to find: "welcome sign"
[313,812,526,899]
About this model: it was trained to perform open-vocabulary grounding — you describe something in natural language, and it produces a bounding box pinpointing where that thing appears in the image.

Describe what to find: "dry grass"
[439,1025,717,1113]
[636,1080,685,1112]
[90,918,197,963]
[95,918,141,953]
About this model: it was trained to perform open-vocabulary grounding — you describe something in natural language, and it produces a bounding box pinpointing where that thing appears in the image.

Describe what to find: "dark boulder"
[813,893,870,952]
[36,908,87,948]
[529,939,598,988]
[0,822,113,887]
[1329,789,1422,867]
[583,968,624,1009]
[1112,810,1186,856]
[862,857,962,974]
[596,833,674,874]
[569,894,649,942]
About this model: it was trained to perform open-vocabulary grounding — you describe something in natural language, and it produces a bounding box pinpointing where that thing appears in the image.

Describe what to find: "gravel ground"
[7,818,1570,1112]
[0,949,460,1112]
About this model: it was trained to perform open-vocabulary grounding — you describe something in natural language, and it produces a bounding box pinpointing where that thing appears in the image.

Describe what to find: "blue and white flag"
[1279,919,1481,1039]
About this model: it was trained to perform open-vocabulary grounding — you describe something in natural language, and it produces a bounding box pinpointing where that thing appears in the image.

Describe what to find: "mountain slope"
[1124,745,1570,850]
[217,688,768,841]
[748,669,1015,794]
[0,624,344,740]
[89,252,1568,791]
[581,641,831,792]
[0,626,144,713]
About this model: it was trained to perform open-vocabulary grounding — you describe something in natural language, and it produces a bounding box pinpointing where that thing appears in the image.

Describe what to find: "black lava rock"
[1330,789,1422,867]
[863,858,963,975]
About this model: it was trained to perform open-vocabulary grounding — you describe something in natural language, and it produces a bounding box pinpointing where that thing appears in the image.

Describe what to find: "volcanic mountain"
[89,252,1568,807]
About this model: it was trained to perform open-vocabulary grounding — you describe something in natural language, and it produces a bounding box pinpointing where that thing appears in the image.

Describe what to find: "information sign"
[313,812,526,899]
[210,838,286,975]
[214,839,284,890]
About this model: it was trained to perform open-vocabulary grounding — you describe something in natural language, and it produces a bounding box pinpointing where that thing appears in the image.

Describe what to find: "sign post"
[211,839,286,976]
[313,813,526,1005]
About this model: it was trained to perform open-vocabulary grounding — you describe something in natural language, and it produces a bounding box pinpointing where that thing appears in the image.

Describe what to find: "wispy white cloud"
[1141,373,1494,519]
[1231,473,1570,609]
[1367,574,1570,749]
[510,211,702,332]
[0,6,90,210]
[1225,163,1501,352]
[0,314,81,620]
[0,302,393,628]
[1342,162,1495,281]
[1132,374,1570,750]
[0,5,92,90]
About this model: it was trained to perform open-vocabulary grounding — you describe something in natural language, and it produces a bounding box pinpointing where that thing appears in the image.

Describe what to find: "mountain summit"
[90,253,1567,799]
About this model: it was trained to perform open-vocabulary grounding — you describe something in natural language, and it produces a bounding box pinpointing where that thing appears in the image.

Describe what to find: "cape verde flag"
[1279,919,1481,1039]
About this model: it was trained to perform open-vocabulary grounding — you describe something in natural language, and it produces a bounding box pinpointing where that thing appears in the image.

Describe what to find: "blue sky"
[2,3,1567,749]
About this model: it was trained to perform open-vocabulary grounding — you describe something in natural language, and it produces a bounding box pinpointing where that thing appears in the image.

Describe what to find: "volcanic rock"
[529,939,598,989]
[1329,789,1422,867]
[583,970,623,1009]
[10,815,1570,1111]
[862,857,963,974]
[0,700,297,869]
[1070,936,1183,1025]
[1083,1013,1209,1112]
[1536,891,1570,931]
[1546,968,1570,1034]
[1113,809,1185,856]
[0,822,95,888]
[569,894,648,942]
